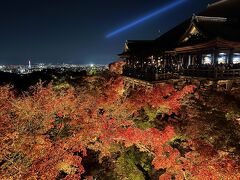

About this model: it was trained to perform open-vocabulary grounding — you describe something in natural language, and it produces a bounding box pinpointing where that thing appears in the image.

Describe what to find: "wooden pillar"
[140,57,143,66]
[213,49,218,65]
[188,54,191,66]
[198,53,202,65]
[228,49,233,64]
[163,54,166,69]
[180,54,183,67]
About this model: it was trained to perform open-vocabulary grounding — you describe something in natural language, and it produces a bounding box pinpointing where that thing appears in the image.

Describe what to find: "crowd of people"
[123,62,240,80]
[187,63,240,71]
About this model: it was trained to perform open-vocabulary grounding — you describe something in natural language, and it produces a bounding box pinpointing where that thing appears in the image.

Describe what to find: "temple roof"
[176,15,240,47]
[203,0,240,19]
[156,0,240,49]
[120,40,155,56]
[193,17,240,41]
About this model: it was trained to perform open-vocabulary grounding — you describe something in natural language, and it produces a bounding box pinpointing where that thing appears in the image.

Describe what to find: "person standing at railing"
[219,63,225,77]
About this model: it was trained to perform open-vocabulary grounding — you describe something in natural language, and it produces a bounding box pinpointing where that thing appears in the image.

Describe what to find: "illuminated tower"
[28,60,31,69]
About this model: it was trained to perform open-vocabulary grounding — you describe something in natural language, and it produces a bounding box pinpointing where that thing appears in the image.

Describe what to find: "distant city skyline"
[0,60,105,65]
[0,0,216,65]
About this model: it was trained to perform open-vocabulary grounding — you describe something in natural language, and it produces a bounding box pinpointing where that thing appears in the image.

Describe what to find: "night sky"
[0,0,216,65]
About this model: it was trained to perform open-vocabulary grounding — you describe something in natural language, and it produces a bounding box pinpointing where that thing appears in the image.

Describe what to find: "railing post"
[215,70,218,79]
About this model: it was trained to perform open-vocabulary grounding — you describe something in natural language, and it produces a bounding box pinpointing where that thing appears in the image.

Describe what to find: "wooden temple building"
[119,0,240,81]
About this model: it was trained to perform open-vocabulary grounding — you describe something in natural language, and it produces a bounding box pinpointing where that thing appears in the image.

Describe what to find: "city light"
[0,63,107,75]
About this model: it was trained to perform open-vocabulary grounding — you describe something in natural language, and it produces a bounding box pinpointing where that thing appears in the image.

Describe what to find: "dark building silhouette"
[119,0,240,81]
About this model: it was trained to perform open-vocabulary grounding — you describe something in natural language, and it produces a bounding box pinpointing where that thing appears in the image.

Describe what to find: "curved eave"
[175,38,240,53]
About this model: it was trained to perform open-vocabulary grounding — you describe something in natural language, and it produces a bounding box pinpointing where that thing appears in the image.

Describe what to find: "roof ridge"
[193,15,228,22]
[126,40,154,43]
[208,0,230,7]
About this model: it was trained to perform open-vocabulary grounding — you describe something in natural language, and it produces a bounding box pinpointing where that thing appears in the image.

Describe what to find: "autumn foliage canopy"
[0,76,239,179]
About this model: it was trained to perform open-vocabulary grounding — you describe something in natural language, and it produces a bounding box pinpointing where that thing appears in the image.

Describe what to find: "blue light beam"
[106,0,187,38]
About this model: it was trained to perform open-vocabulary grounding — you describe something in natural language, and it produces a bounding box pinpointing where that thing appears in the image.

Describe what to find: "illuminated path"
[106,0,188,38]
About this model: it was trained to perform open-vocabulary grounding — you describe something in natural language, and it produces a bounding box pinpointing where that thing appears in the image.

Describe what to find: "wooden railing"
[219,69,240,77]
[183,69,240,78]
[155,73,179,80]
[123,68,240,81]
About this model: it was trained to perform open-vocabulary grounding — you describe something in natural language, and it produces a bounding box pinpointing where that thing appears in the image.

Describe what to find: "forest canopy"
[0,75,240,179]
